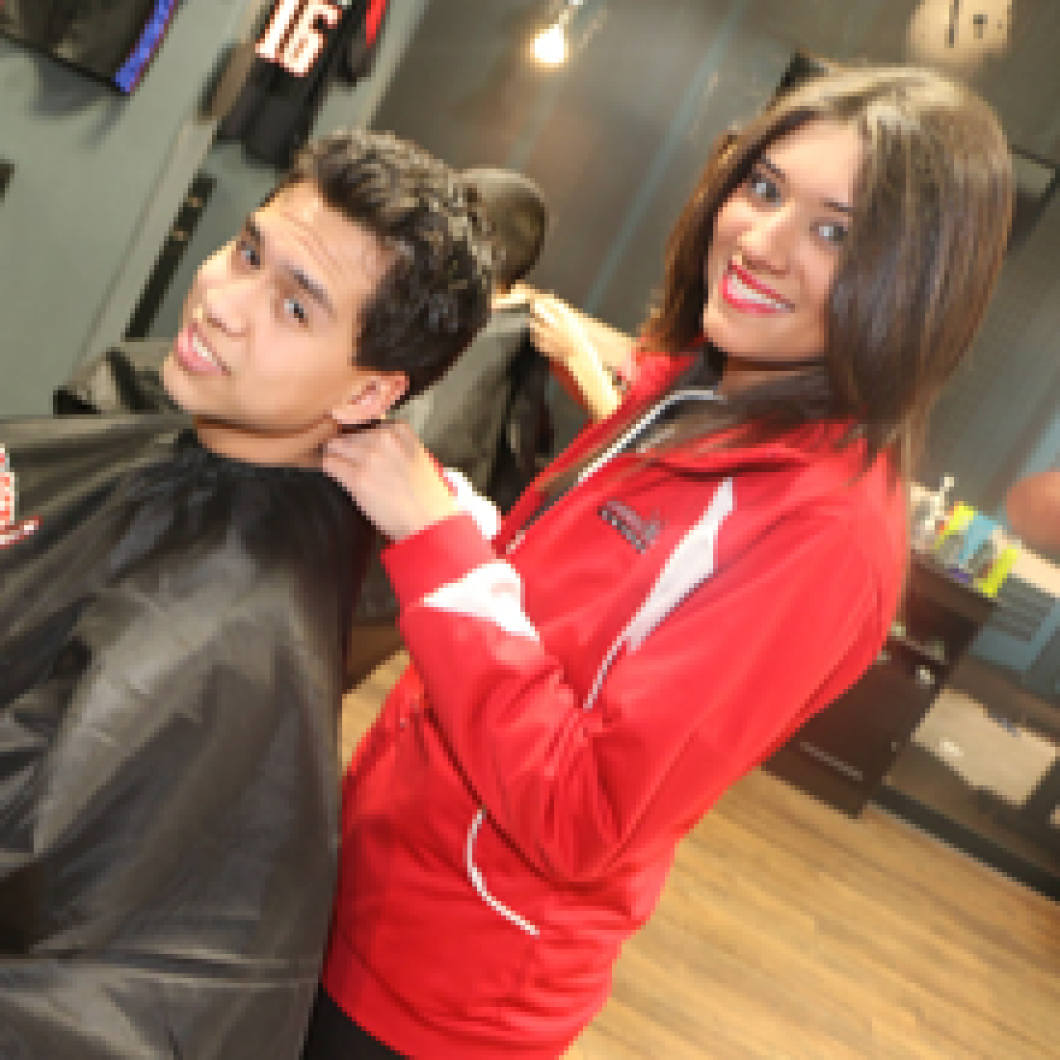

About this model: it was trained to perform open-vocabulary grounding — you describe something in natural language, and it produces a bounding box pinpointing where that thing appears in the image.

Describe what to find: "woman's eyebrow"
[758,157,854,215]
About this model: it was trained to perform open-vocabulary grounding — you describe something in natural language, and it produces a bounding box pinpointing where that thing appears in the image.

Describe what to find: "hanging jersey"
[217,0,390,168]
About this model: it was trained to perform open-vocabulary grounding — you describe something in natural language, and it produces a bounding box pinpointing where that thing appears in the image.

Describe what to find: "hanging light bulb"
[533,18,568,66]
[532,2,582,67]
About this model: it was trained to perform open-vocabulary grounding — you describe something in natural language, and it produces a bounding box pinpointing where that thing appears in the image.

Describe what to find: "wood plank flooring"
[341,652,1059,1059]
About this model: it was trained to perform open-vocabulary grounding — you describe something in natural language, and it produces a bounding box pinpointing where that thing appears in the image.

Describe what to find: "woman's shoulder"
[779,427,905,522]
[783,435,907,597]
[732,425,907,569]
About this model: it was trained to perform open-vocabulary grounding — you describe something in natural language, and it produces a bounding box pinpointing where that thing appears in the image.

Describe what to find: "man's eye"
[236,239,259,268]
[283,296,308,324]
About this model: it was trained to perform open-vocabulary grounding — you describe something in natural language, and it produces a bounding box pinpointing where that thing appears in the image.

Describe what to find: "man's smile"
[175,319,229,375]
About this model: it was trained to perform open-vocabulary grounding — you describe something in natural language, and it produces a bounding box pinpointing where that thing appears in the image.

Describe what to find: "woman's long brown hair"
[544,63,1013,494]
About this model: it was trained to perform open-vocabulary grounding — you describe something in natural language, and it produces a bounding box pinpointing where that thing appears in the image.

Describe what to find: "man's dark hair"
[275,129,495,398]
[463,168,549,291]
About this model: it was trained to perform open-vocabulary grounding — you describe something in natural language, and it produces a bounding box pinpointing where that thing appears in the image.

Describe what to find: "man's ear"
[330,371,409,427]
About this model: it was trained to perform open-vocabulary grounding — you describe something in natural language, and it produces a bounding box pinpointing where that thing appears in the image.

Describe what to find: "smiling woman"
[703,119,861,388]
[634,63,1014,479]
[311,66,1015,1060]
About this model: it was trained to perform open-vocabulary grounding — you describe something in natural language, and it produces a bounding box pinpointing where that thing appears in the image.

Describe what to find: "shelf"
[767,550,999,817]
[884,629,947,673]
[908,551,997,627]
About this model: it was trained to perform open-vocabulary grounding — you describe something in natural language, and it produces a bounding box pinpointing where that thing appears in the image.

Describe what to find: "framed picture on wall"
[0,0,183,94]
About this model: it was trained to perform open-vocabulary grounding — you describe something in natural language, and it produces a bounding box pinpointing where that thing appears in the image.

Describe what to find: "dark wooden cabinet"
[765,552,996,815]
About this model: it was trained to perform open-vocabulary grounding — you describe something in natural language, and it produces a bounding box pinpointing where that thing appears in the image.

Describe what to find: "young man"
[0,129,492,1059]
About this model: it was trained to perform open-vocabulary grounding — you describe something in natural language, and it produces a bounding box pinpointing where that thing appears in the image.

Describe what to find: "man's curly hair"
[274,129,495,399]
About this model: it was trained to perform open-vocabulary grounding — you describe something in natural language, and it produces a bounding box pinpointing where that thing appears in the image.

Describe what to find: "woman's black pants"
[301,988,405,1059]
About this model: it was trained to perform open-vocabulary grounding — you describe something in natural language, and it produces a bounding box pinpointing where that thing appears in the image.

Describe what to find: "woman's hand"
[323,421,458,542]
[529,294,582,366]
[530,295,624,421]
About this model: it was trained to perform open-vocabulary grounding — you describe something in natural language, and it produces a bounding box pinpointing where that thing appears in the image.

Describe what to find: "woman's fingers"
[323,423,457,542]
[530,295,578,363]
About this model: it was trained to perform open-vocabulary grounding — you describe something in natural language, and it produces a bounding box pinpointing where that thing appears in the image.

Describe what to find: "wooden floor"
[342,653,1060,1060]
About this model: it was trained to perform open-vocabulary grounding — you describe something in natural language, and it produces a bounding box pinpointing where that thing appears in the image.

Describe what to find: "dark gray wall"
[0,0,265,416]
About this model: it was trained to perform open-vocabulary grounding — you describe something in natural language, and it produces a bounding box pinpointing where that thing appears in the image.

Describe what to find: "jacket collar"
[583,387,865,483]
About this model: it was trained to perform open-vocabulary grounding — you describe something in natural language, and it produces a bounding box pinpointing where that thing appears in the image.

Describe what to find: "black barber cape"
[0,414,366,1058]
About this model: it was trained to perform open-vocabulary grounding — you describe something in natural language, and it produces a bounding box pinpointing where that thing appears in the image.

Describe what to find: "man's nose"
[200,272,259,335]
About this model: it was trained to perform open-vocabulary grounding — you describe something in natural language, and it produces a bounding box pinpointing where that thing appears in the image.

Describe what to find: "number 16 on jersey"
[256,0,342,77]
